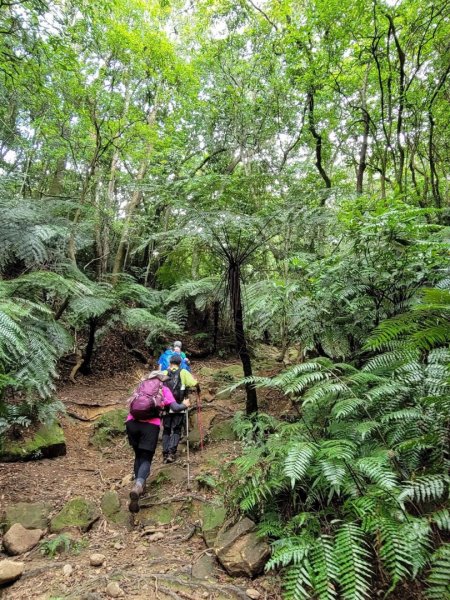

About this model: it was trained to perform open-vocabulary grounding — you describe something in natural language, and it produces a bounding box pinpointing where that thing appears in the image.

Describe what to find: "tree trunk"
[212,300,220,353]
[112,98,158,284]
[79,318,98,375]
[356,67,370,194]
[228,263,258,414]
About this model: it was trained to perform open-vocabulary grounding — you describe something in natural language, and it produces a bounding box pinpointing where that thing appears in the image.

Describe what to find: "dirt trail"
[0,360,281,600]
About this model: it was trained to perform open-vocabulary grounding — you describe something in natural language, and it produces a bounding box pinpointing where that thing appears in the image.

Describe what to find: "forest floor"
[0,356,284,600]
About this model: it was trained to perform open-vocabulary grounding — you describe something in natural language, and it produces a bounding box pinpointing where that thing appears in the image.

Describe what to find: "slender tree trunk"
[356,67,370,194]
[112,99,158,284]
[229,262,258,414]
[80,317,98,375]
[212,301,220,354]
[307,89,331,192]
[48,156,66,197]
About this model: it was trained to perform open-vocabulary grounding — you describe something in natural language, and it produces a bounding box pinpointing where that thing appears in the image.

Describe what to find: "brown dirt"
[0,360,282,600]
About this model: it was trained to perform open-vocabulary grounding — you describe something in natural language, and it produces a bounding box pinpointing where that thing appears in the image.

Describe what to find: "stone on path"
[246,589,261,599]
[0,423,66,462]
[101,491,129,527]
[105,581,125,597]
[0,560,24,586]
[192,553,218,580]
[90,553,106,567]
[3,523,43,555]
[147,531,164,542]
[50,497,100,533]
[62,564,73,577]
[214,517,270,577]
[4,501,51,530]
[209,419,237,442]
[201,502,227,547]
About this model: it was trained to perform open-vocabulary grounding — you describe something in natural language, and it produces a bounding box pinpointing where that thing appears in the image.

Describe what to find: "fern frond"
[335,523,372,600]
[284,443,317,487]
[426,543,450,599]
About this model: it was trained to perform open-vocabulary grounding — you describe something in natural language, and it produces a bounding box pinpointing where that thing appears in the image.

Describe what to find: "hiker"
[125,370,190,513]
[157,345,174,371]
[173,341,191,372]
[162,354,200,463]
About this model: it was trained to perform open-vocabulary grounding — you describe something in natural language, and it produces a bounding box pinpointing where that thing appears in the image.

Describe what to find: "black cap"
[169,354,182,365]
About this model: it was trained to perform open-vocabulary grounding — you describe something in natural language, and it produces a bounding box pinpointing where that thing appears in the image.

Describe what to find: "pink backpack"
[129,378,164,420]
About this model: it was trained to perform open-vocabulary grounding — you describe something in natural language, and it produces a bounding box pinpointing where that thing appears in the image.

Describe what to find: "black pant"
[126,421,160,484]
[162,413,185,456]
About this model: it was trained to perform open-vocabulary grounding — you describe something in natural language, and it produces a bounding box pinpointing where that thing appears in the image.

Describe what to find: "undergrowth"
[221,286,450,599]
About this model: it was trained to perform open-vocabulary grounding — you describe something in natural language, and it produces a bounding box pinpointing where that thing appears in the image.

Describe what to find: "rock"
[246,589,261,599]
[0,560,24,586]
[3,523,43,555]
[201,391,215,403]
[140,503,178,526]
[0,423,66,462]
[90,553,106,567]
[148,531,164,542]
[114,542,124,550]
[214,518,270,577]
[201,502,227,547]
[105,581,125,597]
[101,491,129,527]
[4,501,51,531]
[91,409,127,447]
[2,423,65,463]
[50,497,100,533]
[192,553,218,580]
[209,419,236,442]
[63,564,73,577]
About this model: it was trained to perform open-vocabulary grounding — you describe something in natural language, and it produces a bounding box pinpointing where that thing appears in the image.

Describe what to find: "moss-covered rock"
[100,491,129,527]
[209,420,236,442]
[201,502,227,547]
[0,423,66,462]
[198,365,243,384]
[140,503,179,526]
[91,408,127,447]
[50,497,100,533]
[3,502,51,531]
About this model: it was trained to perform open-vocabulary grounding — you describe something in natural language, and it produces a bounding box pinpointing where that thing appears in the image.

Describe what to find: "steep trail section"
[0,360,282,600]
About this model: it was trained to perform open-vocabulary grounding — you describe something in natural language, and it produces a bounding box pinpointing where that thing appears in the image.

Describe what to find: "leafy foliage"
[222,287,450,598]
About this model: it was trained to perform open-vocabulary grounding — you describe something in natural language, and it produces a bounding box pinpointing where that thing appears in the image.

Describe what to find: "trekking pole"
[197,390,204,452]
[185,408,191,491]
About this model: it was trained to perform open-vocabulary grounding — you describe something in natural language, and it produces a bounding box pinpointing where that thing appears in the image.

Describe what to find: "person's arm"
[168,398,190,412]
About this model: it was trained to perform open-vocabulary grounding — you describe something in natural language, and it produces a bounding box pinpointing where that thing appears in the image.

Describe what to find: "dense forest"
[0,0,449,598]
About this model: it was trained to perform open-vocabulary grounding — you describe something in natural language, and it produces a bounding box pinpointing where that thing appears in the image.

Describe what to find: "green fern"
[334,523,372,600]
[426,543,450,599]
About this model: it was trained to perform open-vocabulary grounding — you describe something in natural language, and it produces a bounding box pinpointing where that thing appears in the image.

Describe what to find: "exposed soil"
[0,359,282,600]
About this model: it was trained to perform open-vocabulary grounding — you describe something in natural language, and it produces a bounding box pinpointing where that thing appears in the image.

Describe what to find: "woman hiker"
[125,370,190,513]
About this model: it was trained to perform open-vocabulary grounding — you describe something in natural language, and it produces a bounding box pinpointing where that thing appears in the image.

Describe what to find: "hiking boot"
[162,454,169,464]
[129,481,143,513]
[166,454,175,463]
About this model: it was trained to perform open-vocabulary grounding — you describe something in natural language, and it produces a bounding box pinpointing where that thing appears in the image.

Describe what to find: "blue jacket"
[157,349,191,372]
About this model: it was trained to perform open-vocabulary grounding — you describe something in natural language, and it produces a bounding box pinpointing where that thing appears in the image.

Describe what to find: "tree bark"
[307,90,331,191]
[79,317,98,375]
[228,262,258,414]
